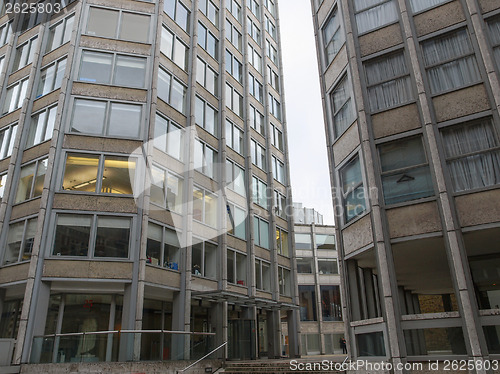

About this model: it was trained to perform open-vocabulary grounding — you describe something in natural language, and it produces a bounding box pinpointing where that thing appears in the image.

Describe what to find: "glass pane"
[320,285,342,321]
[295,233,312,250]
[382,165,434,205]
[173,39,187,69]
[161,26,174,58]
[297,258,313,273]
[53,215,92,256]
[108,103,141,138]
[94,217,130,258]
[87,7,118,38]
[166,172,183,213]
[21,218,37,260]
[193,188,203,222]
[101,156,136,195]
[227,250,235,283]
[63,154,99,192]
[204,242,217,278]
[204,192,217,227]
[120,12,149,43]
[15,163,35,203]
[167,122,182,160]
[380,137,427,172]
[318,259,338,274]
[4,221,25,264]
[192,243,203,275]
[316,234,335,249]
[71,99,106,135]
[146,222,162,266]
[403,328,466,356]
[259,220,269,249]
[150,165,166,207]
[79,51,112,84]
[114,55,146,88]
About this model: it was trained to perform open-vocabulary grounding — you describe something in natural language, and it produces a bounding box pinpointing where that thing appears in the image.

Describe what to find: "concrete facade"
[0,0,299,369]
[311,0,500,372]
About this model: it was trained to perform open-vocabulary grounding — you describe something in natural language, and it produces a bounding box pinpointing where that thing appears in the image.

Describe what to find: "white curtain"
[355,0,398,34]
[442,120,500,191]
[488,18,500,70]
[409,0,448,13]
[423,29,480,94]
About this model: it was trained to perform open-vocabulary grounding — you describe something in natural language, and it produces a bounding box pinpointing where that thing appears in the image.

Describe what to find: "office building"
[0,0,299,368]
[311,0,500,371]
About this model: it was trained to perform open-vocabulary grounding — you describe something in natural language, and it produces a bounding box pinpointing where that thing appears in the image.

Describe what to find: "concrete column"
[346,260,361,321]
[287,309,300,358]
[171,291,186,360]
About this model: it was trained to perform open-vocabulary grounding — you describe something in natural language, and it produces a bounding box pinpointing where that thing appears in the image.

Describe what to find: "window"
[0,56,4,74]
[297,258,314,273]
[12,36,38,71]
[276,227,289,257]
[0,123,18,159]
[278,266,291,296]
[158,66,187,114]
[266,39,278,65]
[195,96,217,136]
[252,175,267,209]
[200,0,218,27]
[274,190,286,218]
[225,119,244,154]
[272,155,285,184]
[364,51,412,112]
[0,173,7,199]
[247,17,260,42]
[251,140,266,170]
[71,98,142,139]
[316,234,335,249]
[0,299,22,339]
[52,213,131,258]
[62,153,136,195]
[321,285,342,321]
[161,25,188,70]
[192,240,217,278]
[487,17,500,72]
[3,217,37,265]
[340,156,366,221]
[265,0,275,16]
[225,50,242,83]
[46,14,74,53]
[331,75,355,137]
[268,93,281,120]
[249,73,263,102]
[146,222,181,269]
[353,0,398,35]
[225,20,242,51]
[196,57,218,96]
[295,233,311,250]
[226,0,242,23]
[323,8,344,65]
[198,22,218,60]
[268,65,279,92]
[225,83,243,116]
[422,29,481,95]
[299,285,316,321]
[164,0,190,32]
[441,118,500,192]
[249,105,265,135]
[78,50,147,88]
[255,258,271,291]
[150,165,183,213]
[19,7,43,32]
[193,187,217,226]
[15,158,47,203]
[265,15,276,40]
[194,139,217,179]
[226,159,246,196]
[36,57,66,98]
[0,21,13,47]
[227,249,247,285]
[227,202,246,239]
[247,0,260,20]
[2,78,29,114]
[253,216,269,248]
[86,7,150,43]
[318,259,338,274]
[379,137,434,205]
[270,124,283,151]
[409,0,448,13]
[26,106,56,148]
[154,113,183,160]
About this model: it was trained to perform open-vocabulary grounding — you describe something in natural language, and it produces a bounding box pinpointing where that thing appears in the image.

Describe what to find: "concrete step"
[223,361,343,373]
[0,367,21,374]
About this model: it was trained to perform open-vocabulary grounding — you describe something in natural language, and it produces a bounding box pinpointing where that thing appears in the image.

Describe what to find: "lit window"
[196,57,218,96]
[46,14,74,53]
[193,187,217,227]
[146,222,181,270]
[255,258,271,291]
[200,0,219,27]
[192,240,217,278]
[227,202,246,239]
[227,249,247,285]
[253,216,269,249]
[195,96,218,136]
[225,83,243,116]
[52,213,131,258]
[0,123,18,159]
[198,22,218,60]
[158,66,187,114]
[164,0,190,32]
[12,37,37,71]
[339,156,366,221]
[249,105,265,135]
[323,8,344,65]
[354,0,398,35]
[441,118,500,192]
[154,112,183,160]
[364,51,412,112]
[276,227,289,257]
[252,176,267,208]
[36,57,66,98]
[3,217,37,265]
[62,153,136,195]
[71,98,142,139]
[15,158,47,203]
[331,75,356,137]
[422,29,481,94]
[3,78,29,114]
[379,137,434,205]
[27,106,56,148]
[150,165,183,213]
[161,25,188,70]
[226,159,245,196]
[194,139,217,179]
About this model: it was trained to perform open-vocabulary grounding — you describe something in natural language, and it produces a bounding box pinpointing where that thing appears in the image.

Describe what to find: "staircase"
[221,360,344,373]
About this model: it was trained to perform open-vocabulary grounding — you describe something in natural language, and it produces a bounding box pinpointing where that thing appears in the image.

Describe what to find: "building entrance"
[227,319,255,360]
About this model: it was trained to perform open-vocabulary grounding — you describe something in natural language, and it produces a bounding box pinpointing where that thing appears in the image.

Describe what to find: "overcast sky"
[279,1,335,225]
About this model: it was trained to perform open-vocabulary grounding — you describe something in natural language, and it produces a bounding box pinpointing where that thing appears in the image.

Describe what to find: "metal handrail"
[33,329,216,338]
[177,341,227,373]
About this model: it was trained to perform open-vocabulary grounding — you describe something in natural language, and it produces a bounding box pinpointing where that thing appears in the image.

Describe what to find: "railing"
[30,330,217,364]
[177,341,227,373]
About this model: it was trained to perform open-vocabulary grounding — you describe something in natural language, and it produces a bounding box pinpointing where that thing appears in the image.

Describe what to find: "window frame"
[2,77,29,115]
[196,57,219,97]
[15,157,48,204]
[26,105,56,148]
[194,139,217,179]
[339,154,367,223]
[250,139,266,171]
[191,239,218,278]
[146,220,181,270]
[225,118,244,154]
[252,175,268,209]
[274,190,286,219]
[272,155,286,185]
[198,21,219,61]
[226,158,246,196]
[2,215,38,265]
[253,216,270,249]
[227,247,247,285]
[36,56,67,99]
[154,112,184,160]
[45,13,74,54]
[193,186,218,227]
[158,65,188,114]
[353,0,398,35]
[164,0,190,32]
[227,202,246,239]
[160,23,188,71]
[225,83,243,117]
[276,226,289,257]
[149,164,184,214]
[12,36,38,72]
[0,122,18,159]
[255,258,271,291]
